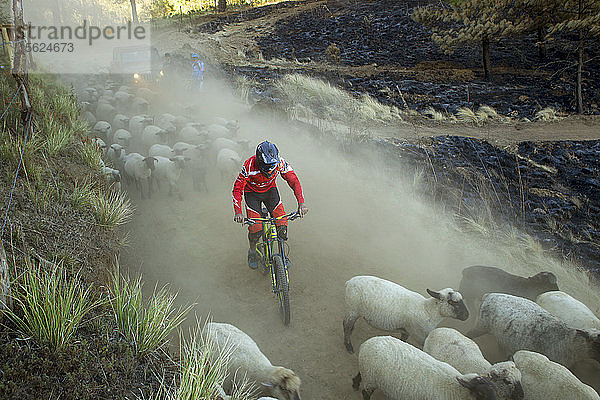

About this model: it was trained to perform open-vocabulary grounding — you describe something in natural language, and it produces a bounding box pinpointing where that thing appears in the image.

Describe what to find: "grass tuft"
[108,262,193,357]
[423,107,446,121]
[456,107,480,123]
[535,107,563,122]
[93,188,134,228]
[2,258,103,352]
[71,179,95,209]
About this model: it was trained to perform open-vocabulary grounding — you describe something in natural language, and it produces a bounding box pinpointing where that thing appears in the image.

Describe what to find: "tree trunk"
[537,26,546,60]
[12,0,31,123]
[577,32,584,114]
[130,0,138,23]
[576,0,583,114]
[482,36,490,80]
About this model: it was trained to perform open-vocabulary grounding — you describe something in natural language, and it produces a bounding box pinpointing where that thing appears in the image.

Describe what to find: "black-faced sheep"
[353,335,498,400]
[201,322,301,400]
[343,275,469,353]
[468,293,600,368]
[424,327,524,400]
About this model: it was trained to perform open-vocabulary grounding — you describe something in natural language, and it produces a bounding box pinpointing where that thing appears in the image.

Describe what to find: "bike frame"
[246,211,298,291]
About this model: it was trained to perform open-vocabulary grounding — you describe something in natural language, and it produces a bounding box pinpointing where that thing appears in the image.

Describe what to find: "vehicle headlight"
[133,73,140,80]
[159,70,164,76]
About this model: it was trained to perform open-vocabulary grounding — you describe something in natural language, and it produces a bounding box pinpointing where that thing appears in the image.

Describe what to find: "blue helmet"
[192,53,199,58]
[256,141,279,178]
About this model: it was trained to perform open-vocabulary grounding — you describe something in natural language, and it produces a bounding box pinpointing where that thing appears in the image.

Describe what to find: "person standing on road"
[191,53,205,89]
[232,141,308,269]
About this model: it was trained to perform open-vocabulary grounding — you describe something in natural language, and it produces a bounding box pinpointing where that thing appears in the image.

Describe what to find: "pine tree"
[412,0,531,80]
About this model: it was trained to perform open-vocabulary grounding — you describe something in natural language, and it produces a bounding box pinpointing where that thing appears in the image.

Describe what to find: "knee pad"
[276,225,288,241]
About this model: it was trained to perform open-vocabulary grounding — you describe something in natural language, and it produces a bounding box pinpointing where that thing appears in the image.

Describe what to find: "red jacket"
[232,155,305,214]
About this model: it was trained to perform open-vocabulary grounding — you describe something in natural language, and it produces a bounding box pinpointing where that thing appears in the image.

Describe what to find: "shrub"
[108,262,192,357]
[326,43,341,64]
[93,189,134,228]
[2,258,103,352]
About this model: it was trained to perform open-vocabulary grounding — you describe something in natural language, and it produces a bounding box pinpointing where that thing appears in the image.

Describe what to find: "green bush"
[109,262,192,357]
[2,258,103,352]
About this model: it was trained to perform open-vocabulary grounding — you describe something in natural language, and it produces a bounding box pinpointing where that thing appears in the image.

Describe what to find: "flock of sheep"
[74,79,599,400]
[203,266,599,400]
[77,80,251,199]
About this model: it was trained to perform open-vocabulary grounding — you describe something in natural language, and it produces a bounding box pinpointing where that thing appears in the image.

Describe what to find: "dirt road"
[120,105,600,398]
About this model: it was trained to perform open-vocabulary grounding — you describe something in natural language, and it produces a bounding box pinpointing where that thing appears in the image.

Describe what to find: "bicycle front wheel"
[273,255,290,325]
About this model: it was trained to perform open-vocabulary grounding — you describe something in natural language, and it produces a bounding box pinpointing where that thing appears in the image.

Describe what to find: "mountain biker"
[191,53,205,89]
[232,141,308,269]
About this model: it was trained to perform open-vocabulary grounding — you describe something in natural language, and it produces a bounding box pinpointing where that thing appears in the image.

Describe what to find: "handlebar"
[243,211,301,226]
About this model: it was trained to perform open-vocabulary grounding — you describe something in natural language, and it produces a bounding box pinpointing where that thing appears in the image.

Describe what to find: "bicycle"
[244,210,301,326]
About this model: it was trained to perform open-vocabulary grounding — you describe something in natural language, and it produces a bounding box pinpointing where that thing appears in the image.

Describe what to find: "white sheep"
[424,327,524,400]
[343,275,469,353]
[90,137,107,156]
[106,143,125,170]
[101,166,121,191]
[151,155,188,199]
[353,335,498,400]
[80,102,96,128]
[149,143,175,158]
[123,152,157,199]
[216,148,242,180]
[468,293,600,368]
[94,102,116,123]
[536,291,600,330]
[130,96,150,115]
[92,121,112,141]
[112,114,130,131]
[178,124,209,145]
[207,123,236,140]
[113,128,133,148]
[512,350,600,400]
[213,116,240,134]
[174,142,209,192]
[128,114,154,138]
[210,137,250,163]
[201,322,301,400]
[141,125,169,150]
[113,90,133,109]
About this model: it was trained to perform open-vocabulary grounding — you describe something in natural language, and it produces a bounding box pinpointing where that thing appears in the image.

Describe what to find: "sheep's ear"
[576,329,591,339]
[427,289,441,300]
[456,376,471,388]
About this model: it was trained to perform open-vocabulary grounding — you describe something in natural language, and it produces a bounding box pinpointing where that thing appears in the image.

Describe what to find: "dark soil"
[369,135,600,275]
[197,0,600,117]
[184,0,600,276]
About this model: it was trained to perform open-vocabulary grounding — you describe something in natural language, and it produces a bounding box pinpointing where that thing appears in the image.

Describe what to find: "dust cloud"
[117,64,600,399]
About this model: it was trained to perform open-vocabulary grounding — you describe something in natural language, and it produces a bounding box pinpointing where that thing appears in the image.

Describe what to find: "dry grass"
[422,107,446,121]
[456,107,479,123]
[535,107,563,122]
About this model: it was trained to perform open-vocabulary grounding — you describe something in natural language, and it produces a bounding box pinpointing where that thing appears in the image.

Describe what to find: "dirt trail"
[120,103,600,398]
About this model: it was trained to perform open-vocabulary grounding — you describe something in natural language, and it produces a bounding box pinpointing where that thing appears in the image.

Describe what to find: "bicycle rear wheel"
[273,255,290,325]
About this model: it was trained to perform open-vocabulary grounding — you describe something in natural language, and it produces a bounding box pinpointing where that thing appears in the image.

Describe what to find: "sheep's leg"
[343,314,359,353]
[134,178,144,200]
[147,176,153,198]
[361,388,374,400]
[352,372,362,391]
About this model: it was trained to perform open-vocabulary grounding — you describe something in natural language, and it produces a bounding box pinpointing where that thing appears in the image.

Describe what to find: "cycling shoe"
[248,249,259,270]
